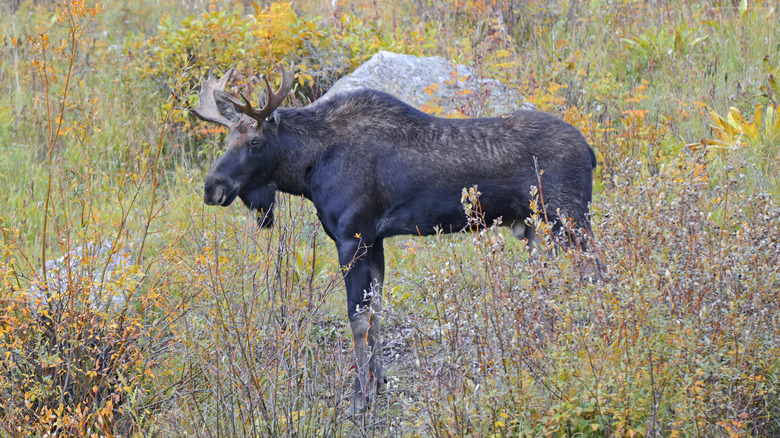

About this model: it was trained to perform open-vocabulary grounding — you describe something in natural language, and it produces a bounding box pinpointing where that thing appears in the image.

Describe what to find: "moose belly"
[376,180,529,238]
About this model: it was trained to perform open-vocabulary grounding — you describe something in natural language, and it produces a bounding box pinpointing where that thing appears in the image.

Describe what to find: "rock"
[29,239,135,311]
[316,50,533,117]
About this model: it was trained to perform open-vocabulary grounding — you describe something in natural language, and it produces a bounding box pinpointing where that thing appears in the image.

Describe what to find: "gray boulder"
[29,239,135,311]
[316,50,533,117]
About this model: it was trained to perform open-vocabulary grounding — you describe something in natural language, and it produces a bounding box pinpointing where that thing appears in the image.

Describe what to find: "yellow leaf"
[591,424,600,431]
[767,105,777,139]
[726,107,745,131]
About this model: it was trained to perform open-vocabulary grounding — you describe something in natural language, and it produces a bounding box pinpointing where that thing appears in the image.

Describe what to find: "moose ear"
[269,110,281,125]
[213,90,242,123]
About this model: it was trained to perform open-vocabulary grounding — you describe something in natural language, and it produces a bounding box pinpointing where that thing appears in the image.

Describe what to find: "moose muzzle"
[203,175,239,207]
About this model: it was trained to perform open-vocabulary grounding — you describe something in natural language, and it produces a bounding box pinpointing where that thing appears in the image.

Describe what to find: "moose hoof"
[351,374,384,413]
[351,377,373,413]
[351,391,368,413]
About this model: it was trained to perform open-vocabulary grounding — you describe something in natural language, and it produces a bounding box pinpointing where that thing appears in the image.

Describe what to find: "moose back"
[191,63,597,411]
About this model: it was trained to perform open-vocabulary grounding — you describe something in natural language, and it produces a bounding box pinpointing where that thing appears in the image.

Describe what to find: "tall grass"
[1,0,779,436]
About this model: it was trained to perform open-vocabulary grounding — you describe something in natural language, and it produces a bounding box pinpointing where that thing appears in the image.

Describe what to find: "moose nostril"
[204,183,224,205]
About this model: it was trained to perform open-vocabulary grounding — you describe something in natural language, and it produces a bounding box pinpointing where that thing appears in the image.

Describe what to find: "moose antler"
[234,61,295,124]
[191,67,236,127]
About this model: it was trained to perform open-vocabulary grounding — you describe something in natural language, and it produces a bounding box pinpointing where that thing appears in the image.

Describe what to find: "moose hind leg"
[512,221,541,254]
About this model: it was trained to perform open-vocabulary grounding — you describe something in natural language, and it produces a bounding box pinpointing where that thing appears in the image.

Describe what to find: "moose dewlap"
[191,62,597,412]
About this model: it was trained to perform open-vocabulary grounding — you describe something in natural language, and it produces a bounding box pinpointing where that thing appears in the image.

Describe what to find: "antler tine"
[191,67,236,127]
[232,92,256,117]
[236,61,295,124]
[257,73,274,108]
[215,67,232,89]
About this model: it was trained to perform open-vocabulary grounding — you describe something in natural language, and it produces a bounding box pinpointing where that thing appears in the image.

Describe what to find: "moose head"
[190,63,295,208]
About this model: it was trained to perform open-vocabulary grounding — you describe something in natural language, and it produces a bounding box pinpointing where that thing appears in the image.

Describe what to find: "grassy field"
[1,0,779,436]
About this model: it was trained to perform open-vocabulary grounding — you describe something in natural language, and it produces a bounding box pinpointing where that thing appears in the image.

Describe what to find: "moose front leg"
[338,238,383,412]
[366,239,385,393]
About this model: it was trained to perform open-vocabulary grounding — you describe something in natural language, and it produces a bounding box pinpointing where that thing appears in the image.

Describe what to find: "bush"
[388,152,780,437]
[136,1,393,103]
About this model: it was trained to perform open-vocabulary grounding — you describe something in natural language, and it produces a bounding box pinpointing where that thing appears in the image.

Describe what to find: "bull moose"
[191,62,597,411]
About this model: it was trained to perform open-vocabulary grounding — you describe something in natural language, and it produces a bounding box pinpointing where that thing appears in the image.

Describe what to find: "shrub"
[388,152,780,437]
[136,1,393,103]
[0,2,189,434]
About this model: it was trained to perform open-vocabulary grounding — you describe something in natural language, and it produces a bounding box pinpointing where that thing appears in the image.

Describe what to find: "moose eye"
[249,138,262,149]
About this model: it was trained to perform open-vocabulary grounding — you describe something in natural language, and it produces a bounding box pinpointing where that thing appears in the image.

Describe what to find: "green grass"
[1,0,779,436]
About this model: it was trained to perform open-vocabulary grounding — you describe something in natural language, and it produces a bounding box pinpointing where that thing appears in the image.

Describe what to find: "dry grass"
[1,0,779,436]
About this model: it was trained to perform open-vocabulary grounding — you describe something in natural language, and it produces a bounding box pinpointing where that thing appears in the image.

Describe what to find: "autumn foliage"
[1,0,779,436]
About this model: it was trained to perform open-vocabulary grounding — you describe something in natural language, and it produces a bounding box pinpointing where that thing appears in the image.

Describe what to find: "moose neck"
[267,107,328,200]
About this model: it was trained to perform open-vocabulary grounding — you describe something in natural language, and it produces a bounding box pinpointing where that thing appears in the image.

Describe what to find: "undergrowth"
[1,0,778,436]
